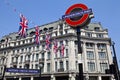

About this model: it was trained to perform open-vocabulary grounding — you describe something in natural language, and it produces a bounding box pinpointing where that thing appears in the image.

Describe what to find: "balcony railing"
[11,62,17,65]
[39,58,44,63]
[58,68,64,72]
[24,60,30,64]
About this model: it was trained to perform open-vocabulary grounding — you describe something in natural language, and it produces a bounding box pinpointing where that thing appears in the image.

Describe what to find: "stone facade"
[0,20,114,80]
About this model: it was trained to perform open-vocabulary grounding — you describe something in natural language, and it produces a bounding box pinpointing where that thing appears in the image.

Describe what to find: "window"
[65,30,68,34]
[60,50,63,58]
[60,41,63,45]
[32,54,34,61]
[43,35,45,40]
[28,55,30,61]
[97,43,106,49]
[36,46,39,51]
[35,64,38,69]
[96,34,103,38]
[30,39,32,43]
[88,62,95,72]
[55,53,57,58]
[13,50,15,54]
[33,46,35,51]
[49,44,52,49]
[47,63,50,72]
[41,53,44,59]
[100,63,108,72]
[98,52,106,59]
[85,26,88,29]
[16,57,18,62]
[36,54,39,61]
[25,48,27,52]
[42,45,45,50]
[86,43,94,48]
[59,24,63,29]
[94,27,100,31]
[4,51,6,55]
[25,64,29,69]
[87,51,94,59]
[19,66,22,68]
[29,47,31,52]
[55,62,57,71]
[39,30,42,34]
[18,41,20,45]
[20,56,23,62]
[75,49,77,57]
[65,40,68,45]
[23,40,25,44]
[24,56,26,61]
[55,32,57,36]
[86,32,92,37]
[66,61,69,70]
[21,49,24,53]
[89,76,97,80]
[13,65,17,68]
[17,50,19,53]
[31,64,33,69]
[66,49,68,57]
[11,57,14,63]
[47,52,51,59]
[76,61,78,70]
[60,31,63,35]
[60,61,63,69]
[49,27,53,31]
[14,43,16,46]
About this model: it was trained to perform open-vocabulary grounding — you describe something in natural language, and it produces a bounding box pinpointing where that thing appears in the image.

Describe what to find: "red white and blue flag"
[61,43,65,56]
[53,39,58,54]
[34,26,40,45]
[18,14,28,37]
[45,33,51,50]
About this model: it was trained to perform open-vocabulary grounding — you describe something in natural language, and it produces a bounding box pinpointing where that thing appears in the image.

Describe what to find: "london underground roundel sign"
[62,3,92,27]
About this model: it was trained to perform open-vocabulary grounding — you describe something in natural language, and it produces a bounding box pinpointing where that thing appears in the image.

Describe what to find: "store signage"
[62,3,93,27]
[62,9,92,19]
[6,68,40,74]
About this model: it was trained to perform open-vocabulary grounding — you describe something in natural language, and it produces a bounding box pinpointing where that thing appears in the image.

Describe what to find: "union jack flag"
[45,33,51,50]
[34,26,40,45]
[18,14,28,37]
[61,43,65,57]
[53,39,58,54]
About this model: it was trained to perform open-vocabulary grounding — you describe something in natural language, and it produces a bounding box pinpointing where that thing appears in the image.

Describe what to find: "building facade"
[0,20,114,80]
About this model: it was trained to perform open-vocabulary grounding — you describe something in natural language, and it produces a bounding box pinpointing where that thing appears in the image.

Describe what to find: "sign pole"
[62,3,94,80]
[76,27,83,80]
[112,42,120,80]
[1,65,6,80]
[39,68,42,80]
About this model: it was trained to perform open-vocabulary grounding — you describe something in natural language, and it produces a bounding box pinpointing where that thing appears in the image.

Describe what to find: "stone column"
[98,76,102,80]
[94,43,100,72]
[106,43,113,64]
[51,75,55,80]
[68,40,76,71]
[19,77,22,80]
[44,51,47,73]
[31,76,33,80]
[82,42,87,72]
[85,73,89,80]
[51,44,55,73]
[110,75,115,80]
[69,73,76,80]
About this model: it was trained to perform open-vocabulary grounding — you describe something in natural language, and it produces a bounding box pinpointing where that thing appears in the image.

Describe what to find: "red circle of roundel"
[65,3,89,27]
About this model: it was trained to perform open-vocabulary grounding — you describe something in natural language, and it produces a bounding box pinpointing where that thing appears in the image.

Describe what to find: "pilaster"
[68,40,76,71]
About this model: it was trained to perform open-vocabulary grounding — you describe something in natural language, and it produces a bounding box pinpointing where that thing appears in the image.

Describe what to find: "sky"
[0,0,120,68]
